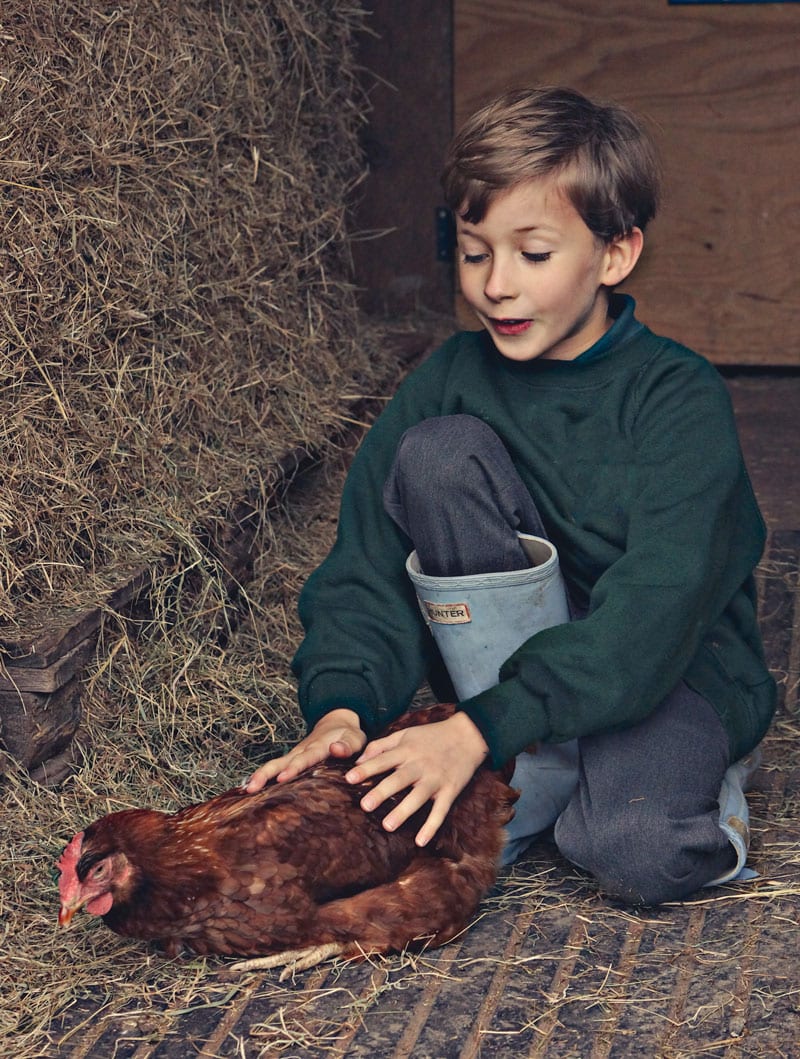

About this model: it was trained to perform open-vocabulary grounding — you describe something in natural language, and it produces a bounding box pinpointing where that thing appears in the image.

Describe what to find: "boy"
[248,87,775,905]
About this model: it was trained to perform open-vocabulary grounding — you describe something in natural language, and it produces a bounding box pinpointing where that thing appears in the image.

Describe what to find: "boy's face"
[456,176,640,362]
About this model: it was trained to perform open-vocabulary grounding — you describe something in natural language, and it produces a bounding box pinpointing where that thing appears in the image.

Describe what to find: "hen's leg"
[228,942,347,980]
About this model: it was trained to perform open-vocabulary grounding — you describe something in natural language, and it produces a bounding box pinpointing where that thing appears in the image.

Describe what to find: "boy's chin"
[487,333,551,363]
[488,329,586,364]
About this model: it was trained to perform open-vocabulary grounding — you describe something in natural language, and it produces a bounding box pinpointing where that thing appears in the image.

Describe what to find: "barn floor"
[48,364,800,1059]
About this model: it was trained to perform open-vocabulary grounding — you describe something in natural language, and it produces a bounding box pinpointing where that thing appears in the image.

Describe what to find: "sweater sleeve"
[289,339,459,735]
[459,355,768,766]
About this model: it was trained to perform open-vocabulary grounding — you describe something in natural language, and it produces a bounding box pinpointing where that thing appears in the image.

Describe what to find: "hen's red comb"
[56,832,84,897]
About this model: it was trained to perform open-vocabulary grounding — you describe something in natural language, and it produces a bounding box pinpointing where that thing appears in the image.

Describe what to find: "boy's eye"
[522,252,551,263]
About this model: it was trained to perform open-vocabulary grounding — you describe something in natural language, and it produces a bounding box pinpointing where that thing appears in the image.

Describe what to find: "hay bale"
[0,0,408,777]
[0,0,382,627]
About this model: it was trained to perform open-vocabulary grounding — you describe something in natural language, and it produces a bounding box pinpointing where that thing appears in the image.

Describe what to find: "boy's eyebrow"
[512,221,565,235]
[457,222,559,238]
[456,215,558,232]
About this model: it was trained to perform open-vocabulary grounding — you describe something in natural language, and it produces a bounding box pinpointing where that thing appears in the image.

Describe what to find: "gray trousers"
[384,414,739,906]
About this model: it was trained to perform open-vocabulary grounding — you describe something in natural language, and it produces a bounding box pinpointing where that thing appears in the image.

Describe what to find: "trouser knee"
[555,818,670,906]
[390,414,504,496]
[384,414,546,576]
[554,811,733,907]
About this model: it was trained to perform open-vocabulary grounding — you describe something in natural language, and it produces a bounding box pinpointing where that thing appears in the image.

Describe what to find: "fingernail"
[345,769,359,783]
[361,796,373,812]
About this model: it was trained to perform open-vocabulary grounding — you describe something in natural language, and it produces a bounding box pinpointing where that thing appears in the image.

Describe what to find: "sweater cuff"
[302,672,380,734]
[459,681,549,769]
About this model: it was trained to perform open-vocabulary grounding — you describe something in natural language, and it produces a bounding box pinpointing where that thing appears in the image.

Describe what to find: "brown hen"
[57,704,517,976]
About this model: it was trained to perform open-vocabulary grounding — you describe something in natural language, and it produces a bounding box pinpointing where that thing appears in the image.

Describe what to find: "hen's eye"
[92,863,106,879]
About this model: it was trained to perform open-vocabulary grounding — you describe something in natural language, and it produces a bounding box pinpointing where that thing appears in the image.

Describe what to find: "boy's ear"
[603,227,644,287]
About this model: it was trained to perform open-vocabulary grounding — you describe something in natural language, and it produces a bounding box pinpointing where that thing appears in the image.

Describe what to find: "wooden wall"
[454,0,800,365]
[352,2,454,316]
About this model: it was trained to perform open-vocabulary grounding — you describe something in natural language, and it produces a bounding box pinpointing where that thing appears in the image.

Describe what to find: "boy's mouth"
[491,318,532,336]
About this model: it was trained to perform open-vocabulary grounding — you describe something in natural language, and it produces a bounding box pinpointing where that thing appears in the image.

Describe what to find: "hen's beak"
[58,900,80,927]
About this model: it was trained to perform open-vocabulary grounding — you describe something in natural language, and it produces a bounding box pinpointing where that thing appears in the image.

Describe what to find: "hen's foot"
[228,942,346,981]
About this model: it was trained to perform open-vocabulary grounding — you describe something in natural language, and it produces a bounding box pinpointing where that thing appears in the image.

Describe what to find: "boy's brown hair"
[441,86,661,242]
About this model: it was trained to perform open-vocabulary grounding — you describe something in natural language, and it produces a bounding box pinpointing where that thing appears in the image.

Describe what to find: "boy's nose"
[484,259,517,302]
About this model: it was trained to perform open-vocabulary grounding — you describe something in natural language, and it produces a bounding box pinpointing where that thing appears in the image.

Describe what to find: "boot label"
[422,600,472,624]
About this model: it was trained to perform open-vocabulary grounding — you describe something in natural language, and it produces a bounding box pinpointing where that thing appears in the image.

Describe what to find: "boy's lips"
[490,318,533,336]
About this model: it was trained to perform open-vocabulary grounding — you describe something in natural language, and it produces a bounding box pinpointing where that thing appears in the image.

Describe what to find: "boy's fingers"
[414,798,451,847]
[246,759,292,792]
[245,756,290,791]
[246,745,318,791]
[378,783,430,831]
[354,756,417,811]
[275,753,315,782]
[329,729,367,757]
[382,785,454,845]
[354,731,399,764]
[244,770,268,793]
[345,747,403,787]
[245,717,366,794]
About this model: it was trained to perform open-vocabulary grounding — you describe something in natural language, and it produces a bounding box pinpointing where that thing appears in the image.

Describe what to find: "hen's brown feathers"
[58,704,517,964]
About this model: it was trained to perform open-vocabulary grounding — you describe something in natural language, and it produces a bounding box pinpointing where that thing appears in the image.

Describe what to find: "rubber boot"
[406,533,569,699]
[406,533,579,862]
[706,747,762,886]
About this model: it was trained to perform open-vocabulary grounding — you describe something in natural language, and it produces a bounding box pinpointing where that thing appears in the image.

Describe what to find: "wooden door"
[455,0,800,365]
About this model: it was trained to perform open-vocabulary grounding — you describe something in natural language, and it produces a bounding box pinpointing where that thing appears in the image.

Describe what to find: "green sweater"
[292,297,776,766]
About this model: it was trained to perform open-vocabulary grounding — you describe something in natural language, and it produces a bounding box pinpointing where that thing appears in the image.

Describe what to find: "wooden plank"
[0,564,151,668]
[454,0,800,365]
[0,635,97,694]
[0,676,81,771]
[353,2,454,315]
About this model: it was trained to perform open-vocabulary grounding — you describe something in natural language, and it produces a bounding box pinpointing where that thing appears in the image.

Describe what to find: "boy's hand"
[344,710,489,848]
[245,708,366,792]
